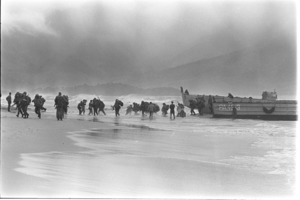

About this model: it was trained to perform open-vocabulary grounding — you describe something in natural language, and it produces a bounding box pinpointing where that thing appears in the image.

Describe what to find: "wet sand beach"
[0,104,296,199]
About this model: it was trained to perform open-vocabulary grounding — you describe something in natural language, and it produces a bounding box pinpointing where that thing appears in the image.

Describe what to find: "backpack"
[34,98,42,107]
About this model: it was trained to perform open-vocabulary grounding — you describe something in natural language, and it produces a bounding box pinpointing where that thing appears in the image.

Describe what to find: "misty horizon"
[1,0,296,98]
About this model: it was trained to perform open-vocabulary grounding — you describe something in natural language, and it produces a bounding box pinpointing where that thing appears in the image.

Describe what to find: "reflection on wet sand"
[14,118,295,198]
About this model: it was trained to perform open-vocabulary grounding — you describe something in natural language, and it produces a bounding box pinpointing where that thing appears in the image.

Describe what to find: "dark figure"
[114,99,123,117]
[126,105,133,115]
[180,86,184,93]
[228,93,234,98]
[232,105,237,119]
[161,103,169,116]
[54,92,67,121]
[196,96,205,116]
[6,92,12,112]
[140,101,160,117]
[198,100,205,116]
[140,101,147,116]
[54,92,62,106]
[189,100,197,115]
[177,103,186,117]
[77,101,82,115]
[32,94,43,118]
[77,99,87,115]
[88,100,93,115]
[40,96,47,111]
[20,98,29,118]
[13,92,24,117]
[92,98,99,116]
[148,102,155,119]
[92,98,106,116]
[132,102,141,114]
[208,95,213,114]
[20,92,31,118]
[98,98,106,115]
[62,95,69,114]
[170,101,175,120]
[185,89,189,95]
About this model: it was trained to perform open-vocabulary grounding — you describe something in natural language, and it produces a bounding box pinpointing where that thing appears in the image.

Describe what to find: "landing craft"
[180,87,297,120]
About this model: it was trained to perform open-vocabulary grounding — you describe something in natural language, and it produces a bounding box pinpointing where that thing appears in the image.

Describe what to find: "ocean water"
[1,94,297,198]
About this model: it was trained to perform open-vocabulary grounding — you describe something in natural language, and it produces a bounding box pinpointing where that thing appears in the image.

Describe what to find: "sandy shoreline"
[0,105,295,198]
[1,107,108,197]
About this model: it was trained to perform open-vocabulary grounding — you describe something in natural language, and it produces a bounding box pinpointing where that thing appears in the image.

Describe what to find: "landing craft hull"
[181,88,261,114]
[212,101,298,121]
[180,87,297,120]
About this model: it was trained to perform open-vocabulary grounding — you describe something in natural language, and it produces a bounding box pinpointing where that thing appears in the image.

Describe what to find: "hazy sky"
[1,0,296,92]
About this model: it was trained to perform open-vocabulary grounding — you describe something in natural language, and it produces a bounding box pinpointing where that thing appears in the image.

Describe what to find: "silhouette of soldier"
[148,102,155,119]
[170,101,175,120]
[114,99,123,117]
[6,92,12,112]
[55,92,62,107]
[32,94,42,119]
[88,100,93,115]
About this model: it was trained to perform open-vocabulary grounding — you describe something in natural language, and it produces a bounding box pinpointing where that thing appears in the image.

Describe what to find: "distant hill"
[133,37,296,98]
[31,83,180,96]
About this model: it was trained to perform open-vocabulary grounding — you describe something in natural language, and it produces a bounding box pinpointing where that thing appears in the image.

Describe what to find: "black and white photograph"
[0,0,298,199]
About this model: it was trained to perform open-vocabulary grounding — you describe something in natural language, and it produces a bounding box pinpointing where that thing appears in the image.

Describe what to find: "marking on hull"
[218,104,240,111]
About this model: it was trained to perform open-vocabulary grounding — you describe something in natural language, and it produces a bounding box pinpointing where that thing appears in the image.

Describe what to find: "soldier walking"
[88,100,93,115]
[113,99,123,117]
[170,101,175,120]
[148,102,155,119]
[32,94,43,119]
[6,92,12,112]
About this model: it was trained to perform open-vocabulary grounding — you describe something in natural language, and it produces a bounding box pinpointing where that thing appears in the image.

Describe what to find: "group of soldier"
[5,91,189,121]
[125,101,177,120]
[54,92,69,120]
[77,97,180,120]
[77,98,107,116]
[6,91,46,119]
[188,95,214,115]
